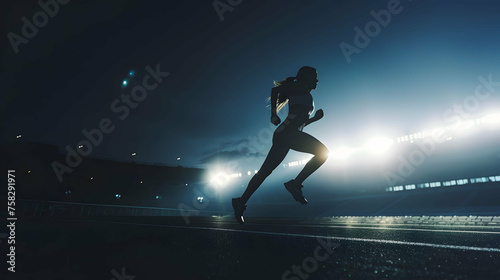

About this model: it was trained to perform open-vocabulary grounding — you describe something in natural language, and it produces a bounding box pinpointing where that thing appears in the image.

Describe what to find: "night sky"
[2,0,500,184]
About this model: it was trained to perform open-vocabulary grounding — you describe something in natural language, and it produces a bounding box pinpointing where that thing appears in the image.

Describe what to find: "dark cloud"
[199,145,264,164]
[201,139,249,156]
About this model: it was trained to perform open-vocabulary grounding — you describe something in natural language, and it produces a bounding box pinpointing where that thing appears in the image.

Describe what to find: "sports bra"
[288,92,315,115]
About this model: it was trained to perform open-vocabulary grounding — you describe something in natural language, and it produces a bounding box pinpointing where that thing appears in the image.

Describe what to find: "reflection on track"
[59,216,500,253]
[14,216,500,280]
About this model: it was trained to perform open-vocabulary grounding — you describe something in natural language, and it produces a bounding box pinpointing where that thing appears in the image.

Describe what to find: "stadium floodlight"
[365,137,394,155]
[209,171,230,189]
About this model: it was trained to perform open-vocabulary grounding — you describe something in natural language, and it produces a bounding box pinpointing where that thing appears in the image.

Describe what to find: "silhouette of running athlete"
[232,66,329,224]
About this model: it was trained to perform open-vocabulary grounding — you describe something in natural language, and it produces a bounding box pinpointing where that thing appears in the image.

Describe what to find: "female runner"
[232,66,329,224]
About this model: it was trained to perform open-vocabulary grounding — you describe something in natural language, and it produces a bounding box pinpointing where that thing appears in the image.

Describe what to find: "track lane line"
[58,219,500,253]
[189,221,500,234]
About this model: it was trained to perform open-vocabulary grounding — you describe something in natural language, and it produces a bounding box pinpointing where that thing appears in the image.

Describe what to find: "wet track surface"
[3,216,500,279]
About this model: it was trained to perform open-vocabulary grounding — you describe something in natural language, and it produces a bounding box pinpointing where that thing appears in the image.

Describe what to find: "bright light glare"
[456,120,475,131]
[332,146,356,160]
[365,137,394,155]
[484,113,500,125]
[209,172,230,189]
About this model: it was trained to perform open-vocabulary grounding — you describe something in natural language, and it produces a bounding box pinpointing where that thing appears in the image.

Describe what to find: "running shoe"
[284,180,308,204]
[232,197,247,224]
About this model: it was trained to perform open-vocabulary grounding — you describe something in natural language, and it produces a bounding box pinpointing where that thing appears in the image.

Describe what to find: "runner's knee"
[315,145,329,162]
